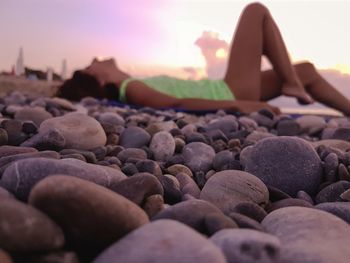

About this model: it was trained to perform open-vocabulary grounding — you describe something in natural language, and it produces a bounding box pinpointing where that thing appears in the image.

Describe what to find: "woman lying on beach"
[58,2,350,116]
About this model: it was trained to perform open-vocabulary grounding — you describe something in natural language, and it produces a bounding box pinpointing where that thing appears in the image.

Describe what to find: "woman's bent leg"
[224,3,266,100]
[224,3,312,103]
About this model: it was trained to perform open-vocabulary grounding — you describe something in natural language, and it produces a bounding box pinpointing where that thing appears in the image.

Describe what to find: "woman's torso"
[119,76,235,102]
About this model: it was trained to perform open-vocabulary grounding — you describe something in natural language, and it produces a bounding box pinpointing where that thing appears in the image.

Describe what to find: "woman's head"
[56,70,105,101]
[56,58,125,101]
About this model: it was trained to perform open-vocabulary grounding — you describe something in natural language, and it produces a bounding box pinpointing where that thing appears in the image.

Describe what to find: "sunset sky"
[1,0,349,79]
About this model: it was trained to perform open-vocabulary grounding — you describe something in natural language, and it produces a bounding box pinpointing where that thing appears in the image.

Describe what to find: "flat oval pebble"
[0,145,37,158]
[262,207,350,263]
[149,131,175,161]
[145,121,178,136]
[206,115,239,136]
[119,126,151,148]
[143,194,164,218]
[14,106,53,126]
[267,198,313,212]
[244,136,322,196]
[152,199,234,234]
[29,175,149,252]
[276,119,301,136]
[2,119,27,146]
[316,202,350,223]
[228,212,264,231]
[159,174,182,204]
[245,131,276,143]
[97,112,125,126]
[312,139,350,151]
[93,219,226,263]
[182,142,215,173]
[200,170,269,214]
[296,115,326,135]
[250,112,275,129]
[315,180,350,204]
[0,198,64,252]
[117,148,147,163]
[166,164,193,177]
[175,172,201,198]
[0,150,60,175]
[203,212,238,235]
[211,229,281,263]
[232,201,267,222]
[331,127,350,140]
[110,173,163,205]
[20,128,66,150]
[135,160,162,176]
[212,150,240,171]
[39,112,107,150]
[1,157,126,200]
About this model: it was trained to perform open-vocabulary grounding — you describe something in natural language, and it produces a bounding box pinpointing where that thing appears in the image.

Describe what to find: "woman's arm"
[126,80,280,114]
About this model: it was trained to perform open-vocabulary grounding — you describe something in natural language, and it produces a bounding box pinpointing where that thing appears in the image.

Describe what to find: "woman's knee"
[295,62,318,84]
[243,2,270,16]
[295,62,317,74]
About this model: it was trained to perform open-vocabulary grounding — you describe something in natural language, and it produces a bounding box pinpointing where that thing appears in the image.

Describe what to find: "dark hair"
[56,70,121,101]
[56,71,103,101]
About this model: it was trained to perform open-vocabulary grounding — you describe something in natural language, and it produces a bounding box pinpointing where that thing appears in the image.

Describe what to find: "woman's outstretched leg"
[297,63,350,115]
[224,3,313,103]
[261,62,350,115]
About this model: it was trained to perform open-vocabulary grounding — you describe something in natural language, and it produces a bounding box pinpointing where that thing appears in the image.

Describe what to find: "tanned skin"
[83,3,350,115]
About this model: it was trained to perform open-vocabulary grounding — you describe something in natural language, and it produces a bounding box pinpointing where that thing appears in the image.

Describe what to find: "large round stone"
[200,170,269,214]
[29,175,149,252]
[1,157,126,200]
[0,198,64,252]
[210,229,281,263]
[262,207,350,263]
[244,137,322,196]
[39,113,107,150]
[182,142,215,173]
[92,219,226,263]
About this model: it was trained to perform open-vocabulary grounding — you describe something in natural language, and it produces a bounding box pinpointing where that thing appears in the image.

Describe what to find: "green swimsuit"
[119,76,235,102]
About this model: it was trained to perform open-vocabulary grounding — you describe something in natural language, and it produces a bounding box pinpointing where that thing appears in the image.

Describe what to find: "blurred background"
[1,0,349,111]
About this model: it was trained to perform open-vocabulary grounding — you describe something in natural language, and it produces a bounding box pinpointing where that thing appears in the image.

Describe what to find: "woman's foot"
[282,83,314,105]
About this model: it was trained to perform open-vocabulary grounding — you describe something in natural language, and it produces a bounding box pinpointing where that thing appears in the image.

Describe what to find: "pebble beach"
[1,85,350,263]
